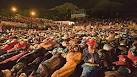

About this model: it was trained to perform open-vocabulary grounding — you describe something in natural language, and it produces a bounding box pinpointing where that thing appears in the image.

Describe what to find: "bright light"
[11,6,17,12]
[30,11,36,16]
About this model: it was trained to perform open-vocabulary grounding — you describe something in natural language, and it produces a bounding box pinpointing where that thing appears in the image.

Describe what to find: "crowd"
[0,16,66,30]
[0,17,137,77]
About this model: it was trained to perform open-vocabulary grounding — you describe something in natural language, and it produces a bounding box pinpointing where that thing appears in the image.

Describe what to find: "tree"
[49,2,80,20]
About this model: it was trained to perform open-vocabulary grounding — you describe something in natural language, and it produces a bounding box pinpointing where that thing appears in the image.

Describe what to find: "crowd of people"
[0,17,137,77]
[0,16,67,30]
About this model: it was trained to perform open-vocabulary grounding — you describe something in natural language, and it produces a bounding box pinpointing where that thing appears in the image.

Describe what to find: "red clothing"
[113,55,127,65]
[1,41,18,52]
[127,51,137,63]
[15,43,27,49]
[86,39,96,46]
[7,42,27,53]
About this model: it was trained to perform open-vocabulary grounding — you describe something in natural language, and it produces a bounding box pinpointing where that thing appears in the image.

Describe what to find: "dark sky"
[0,0,137,10]
[0,0,76,9]
[0,0,137,16]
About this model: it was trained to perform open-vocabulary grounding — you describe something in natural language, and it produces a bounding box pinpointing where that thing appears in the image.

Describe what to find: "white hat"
[103,44,113,51]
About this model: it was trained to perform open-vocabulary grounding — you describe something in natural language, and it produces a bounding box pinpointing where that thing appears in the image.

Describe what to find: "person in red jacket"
[127,40,137,65]
[113,55,128,66]
[1,39,18,52]
[7,41,28,53]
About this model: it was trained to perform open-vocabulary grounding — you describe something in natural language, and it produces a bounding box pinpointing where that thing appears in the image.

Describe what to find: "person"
[19,73,27,77]
[106,32,116,42]
[118,40,129,55]
[105,66,131,77]
[51,38,82,77]
[6,40,28,53]
[1,69,12,77]
[29,53,65,77]
[127,40,137,64]
[28,41,67,77]
[11,38,56,76]
[0,38,18,53]
[100,44,114,70]
[80,38,101,77]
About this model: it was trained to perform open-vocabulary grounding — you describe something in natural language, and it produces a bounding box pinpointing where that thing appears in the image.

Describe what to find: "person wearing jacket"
[29,40,68,77]
[0,41,28,62]
[0,49,22,62]
[10,37,56,76]
[51,38,82,77]
[0,50,28,64]
[29,53,65,77]
[80,38,101,77]
[127,40,137,65]
[6,40,28,53]
[0,39,18,53]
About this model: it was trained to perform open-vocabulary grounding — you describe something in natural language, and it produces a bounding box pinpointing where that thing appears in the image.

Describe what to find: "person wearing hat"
[118,40,129,55]
[80,38,101,77]
[127,40,137,65]
[98,44,115,70]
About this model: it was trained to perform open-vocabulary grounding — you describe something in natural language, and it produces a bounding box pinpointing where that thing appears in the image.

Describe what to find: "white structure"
[71,13,86,19]
[55,21,75,25]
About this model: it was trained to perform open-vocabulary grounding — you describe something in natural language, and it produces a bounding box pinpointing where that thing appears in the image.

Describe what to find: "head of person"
[103,44,113,52]
[86,38,97,53]
[67,38,80,52]
[19,73,27,77]
[1,69,12,77]
[132,40,137,48]
[117,66,131,76]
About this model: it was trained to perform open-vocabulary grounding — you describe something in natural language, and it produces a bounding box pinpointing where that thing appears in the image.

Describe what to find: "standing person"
[127,40,137,64]
[80,38,101,77]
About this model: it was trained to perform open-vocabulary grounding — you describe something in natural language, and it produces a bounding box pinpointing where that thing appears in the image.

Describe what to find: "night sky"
[0,0,74,9]
[0,0,137,10]
[0,0,137,17]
